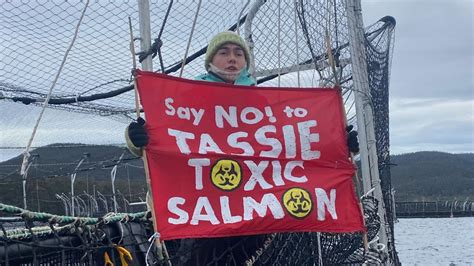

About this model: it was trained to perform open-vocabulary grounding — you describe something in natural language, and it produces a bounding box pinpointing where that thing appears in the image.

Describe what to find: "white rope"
[179,0,203,78]
[20,0,90,176]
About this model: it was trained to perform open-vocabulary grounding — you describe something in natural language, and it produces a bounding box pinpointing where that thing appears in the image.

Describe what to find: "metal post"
[97,191,108,213]
[138,0,153,71]
[111,152,125,213]
[111,167,118,213]
[345,0,390,257]
[244,0,265,75]
[84,191,98,215]
[70,153,89,216]
[137,3,171,263]
[346,0,372,194]
[71,172,76,216]
[56,194,69,216]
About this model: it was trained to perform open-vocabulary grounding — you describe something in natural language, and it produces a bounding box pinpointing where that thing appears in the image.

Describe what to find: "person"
[126,30,359,155]
[195,31,256,85]
[125,31,257,157]
[125,31,360,264]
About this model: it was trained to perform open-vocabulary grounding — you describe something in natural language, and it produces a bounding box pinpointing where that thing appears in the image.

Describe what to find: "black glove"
[128,117,149,148]
[346,125,360,154]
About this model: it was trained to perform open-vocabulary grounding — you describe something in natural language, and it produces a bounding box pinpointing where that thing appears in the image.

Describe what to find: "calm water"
[395,217,474,265]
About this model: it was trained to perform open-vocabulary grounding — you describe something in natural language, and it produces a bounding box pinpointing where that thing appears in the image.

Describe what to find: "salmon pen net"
[1,0,398,264]
[0,196,382,265]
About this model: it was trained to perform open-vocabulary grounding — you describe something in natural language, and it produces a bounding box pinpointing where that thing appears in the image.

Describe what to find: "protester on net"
[124,30,360,264]
[125,31,256,156]
[126,31,359,155]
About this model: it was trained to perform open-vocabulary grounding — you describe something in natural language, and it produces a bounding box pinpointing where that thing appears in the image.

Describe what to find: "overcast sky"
[362,0,473,154]
[0,0,472,162]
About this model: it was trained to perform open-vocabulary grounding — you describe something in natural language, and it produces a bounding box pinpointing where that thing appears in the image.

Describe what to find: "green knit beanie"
[205,31,251,71]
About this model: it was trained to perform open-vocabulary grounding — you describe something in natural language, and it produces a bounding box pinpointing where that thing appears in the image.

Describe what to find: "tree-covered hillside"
[390,151,474,201]
[1,145,472,214]
[0,144,147,214]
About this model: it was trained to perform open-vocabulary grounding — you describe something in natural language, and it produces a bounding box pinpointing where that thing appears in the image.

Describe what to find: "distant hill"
[0,143,144,180]
[1,145,472,214]
[390,151,474,201]
[0,144,147,213]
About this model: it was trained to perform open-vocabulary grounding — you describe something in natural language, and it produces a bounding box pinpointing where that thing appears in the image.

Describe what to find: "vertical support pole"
[136,2,169,263]
[71,173,76,216]
[346,0,372,194]
[111,166,118,213]
[70,154,88,216]
[111,152,125,213]
[244,0,265,75]
[138,0,153,71]
[345,0,390,257]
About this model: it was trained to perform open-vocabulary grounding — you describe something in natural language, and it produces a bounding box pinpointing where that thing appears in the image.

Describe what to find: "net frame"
[0,0,398,264]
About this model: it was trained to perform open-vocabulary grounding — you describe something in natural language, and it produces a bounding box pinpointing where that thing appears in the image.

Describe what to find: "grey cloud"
[388,96,473,153]
[395,120,473,145]
[364,0,473,99]
[362,0,473,154]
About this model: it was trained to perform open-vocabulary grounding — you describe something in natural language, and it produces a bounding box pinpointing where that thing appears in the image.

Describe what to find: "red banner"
[136,70,365,240]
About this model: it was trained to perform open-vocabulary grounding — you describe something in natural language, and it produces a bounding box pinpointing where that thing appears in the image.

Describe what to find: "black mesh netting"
[365,16,399,265]
[1,1,398,265]
[1,197,381,265]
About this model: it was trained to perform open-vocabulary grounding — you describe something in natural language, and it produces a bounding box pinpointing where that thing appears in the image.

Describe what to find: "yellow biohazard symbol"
[282,187,313,219]
[211,159,242,191]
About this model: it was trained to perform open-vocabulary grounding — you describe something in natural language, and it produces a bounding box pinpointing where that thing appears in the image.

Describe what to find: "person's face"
[211,43,247,73]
